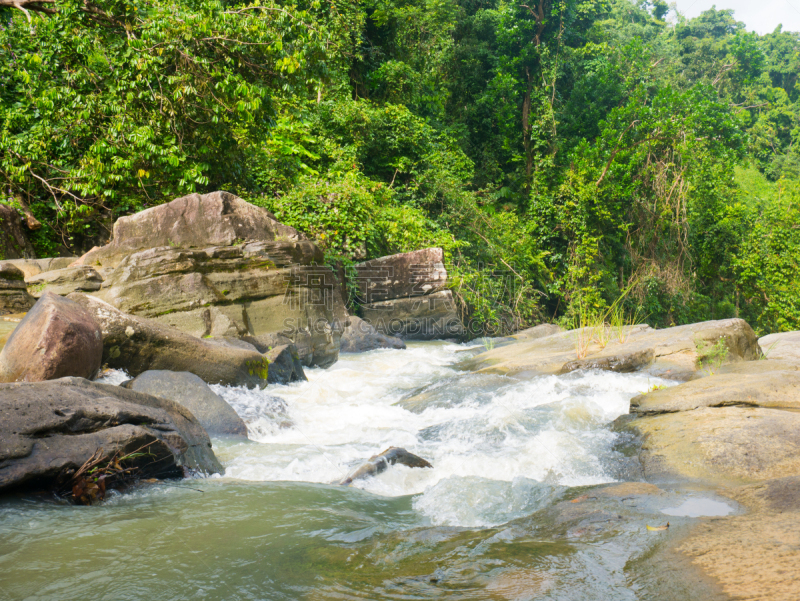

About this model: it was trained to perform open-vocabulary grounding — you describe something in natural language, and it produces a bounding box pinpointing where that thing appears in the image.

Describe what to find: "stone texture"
[26,265,103,298]
[621,406,800,485]
[0,292,102,383]
[0,204,35,260]
[759,330,800,364]
[361,289,463,340]
[0,377,222,493]
[90,242,346,368]
[354,248,463,340]
[123,370,248,438]
[262,344,306,383]
[76,191,306,270]
[354,247,447,302]
[0,263,34,315]
[69,293,271,389]
[461,319,759,380]
[631,368,800,414]
[340,315,406,352]
[0,257,77,279]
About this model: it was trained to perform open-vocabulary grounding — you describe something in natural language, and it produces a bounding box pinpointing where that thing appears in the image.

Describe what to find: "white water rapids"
[180,341,670,528]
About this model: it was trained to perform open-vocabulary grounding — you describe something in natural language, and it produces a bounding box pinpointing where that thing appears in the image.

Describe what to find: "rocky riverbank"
[462,321,800,599]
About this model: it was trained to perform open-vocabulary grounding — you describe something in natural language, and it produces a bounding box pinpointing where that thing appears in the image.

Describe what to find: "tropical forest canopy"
[1,0,799,335]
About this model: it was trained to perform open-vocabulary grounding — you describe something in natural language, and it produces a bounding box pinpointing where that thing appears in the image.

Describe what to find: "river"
[0,341,727,600]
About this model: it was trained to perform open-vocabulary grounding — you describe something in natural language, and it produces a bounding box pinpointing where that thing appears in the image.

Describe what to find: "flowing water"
[0,342,726,600]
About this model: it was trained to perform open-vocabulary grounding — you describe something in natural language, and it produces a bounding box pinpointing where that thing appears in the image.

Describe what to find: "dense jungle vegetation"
[1,0,799,334]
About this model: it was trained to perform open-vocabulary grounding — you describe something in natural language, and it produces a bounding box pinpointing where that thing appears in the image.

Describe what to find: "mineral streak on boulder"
[76,191,306,270]
[0,377,222,494]
[0,292,102,383]
[462,319,759,381]
[0,263,35,315]
[123,370,248,438]
[354,248,463,340]
[69,293,272,389]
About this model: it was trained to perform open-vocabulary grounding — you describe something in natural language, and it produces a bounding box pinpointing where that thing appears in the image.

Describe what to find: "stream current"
[1,341,720,600]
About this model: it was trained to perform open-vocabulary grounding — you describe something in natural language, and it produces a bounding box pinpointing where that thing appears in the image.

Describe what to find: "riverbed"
[0,342,731,600]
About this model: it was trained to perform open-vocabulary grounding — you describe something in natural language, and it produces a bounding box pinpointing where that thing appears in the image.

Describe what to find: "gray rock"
[0,292,102,383]
[69,293,270,389]
[0,377,222,494]
[362,290,464,340]
[262,344,306,383]
[123,370,248,438]
[0,263,34,315]
[340,316,406,352]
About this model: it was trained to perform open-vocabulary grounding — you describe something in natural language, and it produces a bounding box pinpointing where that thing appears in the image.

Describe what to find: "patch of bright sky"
[670,0,800,34]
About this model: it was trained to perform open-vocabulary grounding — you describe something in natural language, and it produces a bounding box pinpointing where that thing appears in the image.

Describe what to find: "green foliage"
[2,0,800,337]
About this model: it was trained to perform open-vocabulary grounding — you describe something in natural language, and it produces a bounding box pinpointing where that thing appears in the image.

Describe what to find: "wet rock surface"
[0,377,222,494]
[0,292,102,383]
[123,370,248,438]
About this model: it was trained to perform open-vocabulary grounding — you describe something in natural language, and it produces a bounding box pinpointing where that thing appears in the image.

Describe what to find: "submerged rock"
[462,319,760,381]
[0,377,222,494]
[123,370,248,438]
[339,447,433,486]
[0,263,34,315]
[340,316,406,352]
[69,293,271,389]
[0,292,102,383]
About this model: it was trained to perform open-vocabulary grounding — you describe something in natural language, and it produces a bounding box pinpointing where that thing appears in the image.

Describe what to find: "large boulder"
[461,319,760,380]
[0,263,34,315]
[759,331,800,364]
[340,316,406,353]
[69,293,271,389]
[0,377,222,494]
[26,265,103,298]
[0,204,35,260]
[123,371,248,438]
[0,257,76,279]
[0,292,102,383]
[76,191,305,270]
[354,248,463,340]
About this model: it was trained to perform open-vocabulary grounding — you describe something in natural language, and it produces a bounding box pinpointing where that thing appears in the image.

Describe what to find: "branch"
[0,0,57,20]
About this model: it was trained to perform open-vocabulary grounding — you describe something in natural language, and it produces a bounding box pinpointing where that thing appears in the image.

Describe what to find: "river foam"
[202,341,670,527]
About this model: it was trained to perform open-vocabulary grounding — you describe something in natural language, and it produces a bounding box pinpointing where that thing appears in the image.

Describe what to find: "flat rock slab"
[623,406,800,485]
[631,369,800,414]
[123,370,248,438]
[0,257,76,279]
[0,377,222,494]
[26,265,102,298]
[759,330,800,364]
[461,319,759,380]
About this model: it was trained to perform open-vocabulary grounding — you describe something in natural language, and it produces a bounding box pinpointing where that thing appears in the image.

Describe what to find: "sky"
[671,0,800,34]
